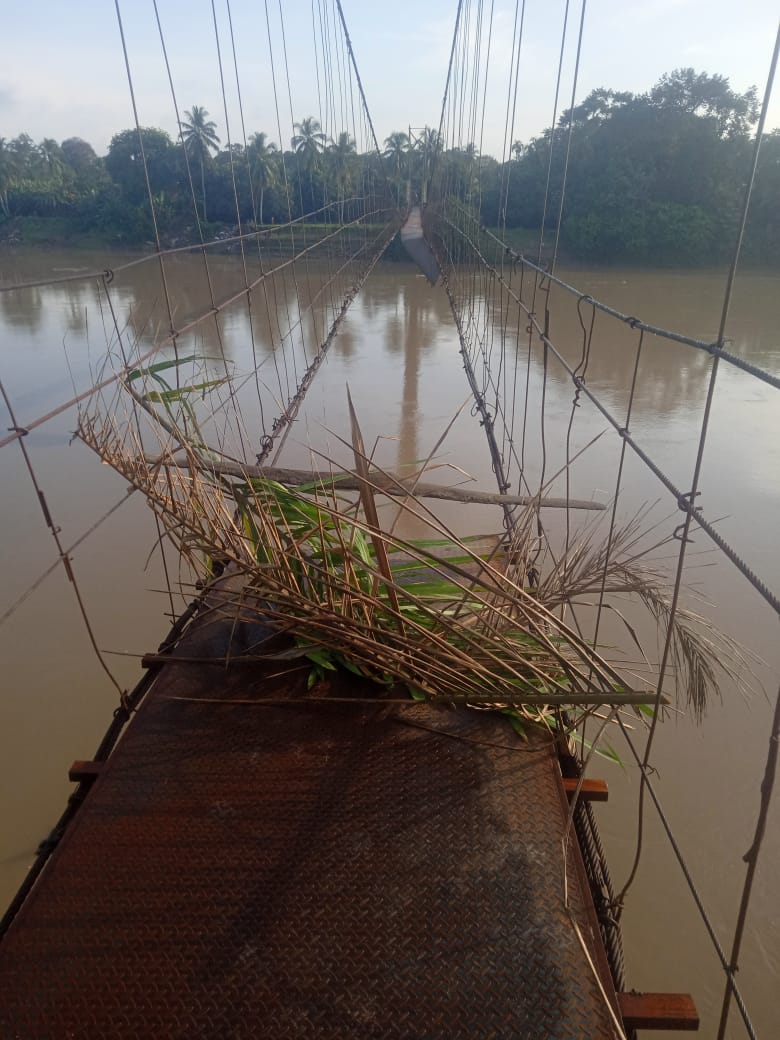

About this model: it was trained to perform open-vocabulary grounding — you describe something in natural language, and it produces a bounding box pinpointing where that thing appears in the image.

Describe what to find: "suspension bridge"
[0,1,779,1037]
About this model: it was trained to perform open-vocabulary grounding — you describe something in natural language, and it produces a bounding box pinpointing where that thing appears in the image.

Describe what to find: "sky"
[1,0,778,159]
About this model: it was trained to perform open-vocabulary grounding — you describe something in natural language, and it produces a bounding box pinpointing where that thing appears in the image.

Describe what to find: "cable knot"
[626,316,641,329]
[102,268,115,285]
[256,435,274,462]
[8,425,29,437]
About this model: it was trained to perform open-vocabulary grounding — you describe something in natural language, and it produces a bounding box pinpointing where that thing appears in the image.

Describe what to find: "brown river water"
[1,248,778,1036]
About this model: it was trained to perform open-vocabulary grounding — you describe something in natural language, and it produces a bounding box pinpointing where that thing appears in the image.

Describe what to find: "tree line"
[0,108,387,245]
[480,68,779,265]
[0,69,777,265]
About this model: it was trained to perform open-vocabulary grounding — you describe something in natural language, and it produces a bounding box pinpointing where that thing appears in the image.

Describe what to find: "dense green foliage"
[0,69,777,265]
[0,117,385,248]
[475,69,777,265]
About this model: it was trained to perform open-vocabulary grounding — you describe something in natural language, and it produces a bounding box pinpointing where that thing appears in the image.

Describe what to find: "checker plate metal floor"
[0,605,619,1039]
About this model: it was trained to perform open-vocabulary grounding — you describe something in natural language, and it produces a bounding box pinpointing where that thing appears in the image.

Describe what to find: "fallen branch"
[143,455,605,511]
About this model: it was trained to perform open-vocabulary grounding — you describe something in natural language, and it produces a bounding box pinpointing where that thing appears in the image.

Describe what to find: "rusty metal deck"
[0,597,620,1039]
[400,206,441,283]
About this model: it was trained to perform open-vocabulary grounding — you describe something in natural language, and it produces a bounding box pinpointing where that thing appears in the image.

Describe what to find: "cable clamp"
[675,490,702,528]
[256,438,273,463]
[673,522,694,544]
[61,553,75,583]
[602,895,625,923]
[112,688,133,721]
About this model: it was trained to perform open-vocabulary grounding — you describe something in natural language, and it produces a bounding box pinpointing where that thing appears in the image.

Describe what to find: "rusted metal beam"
[68,761,104,784]
[617,992,699,1031]
[562,777,609,802]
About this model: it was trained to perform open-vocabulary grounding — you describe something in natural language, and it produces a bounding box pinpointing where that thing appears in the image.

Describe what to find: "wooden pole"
[144,455,605,511]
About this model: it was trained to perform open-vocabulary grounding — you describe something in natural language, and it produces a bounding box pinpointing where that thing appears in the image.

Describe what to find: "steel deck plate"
[0,601,619,1039]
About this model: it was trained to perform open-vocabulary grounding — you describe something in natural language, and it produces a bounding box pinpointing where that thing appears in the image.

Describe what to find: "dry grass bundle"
[78,360,747,732]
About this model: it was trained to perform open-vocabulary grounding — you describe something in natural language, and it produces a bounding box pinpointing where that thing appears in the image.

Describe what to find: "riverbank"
[0,215,411,261]
[2,216,778,271]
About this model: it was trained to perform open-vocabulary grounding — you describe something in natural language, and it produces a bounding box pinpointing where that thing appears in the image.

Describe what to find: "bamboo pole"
[143,455,605,511]
[155,691,663,706]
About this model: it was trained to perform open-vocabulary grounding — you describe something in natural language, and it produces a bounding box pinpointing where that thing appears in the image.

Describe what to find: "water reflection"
[0,284,44,332]
[395,278,440,473]
[465,269,780,438]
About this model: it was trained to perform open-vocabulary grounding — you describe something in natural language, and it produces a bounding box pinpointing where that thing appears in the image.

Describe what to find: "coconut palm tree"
[292,116,326,205]
[412,127,441,205]
[9,134,36,180]
[247,132,278,224]
[383,131,410,206]
[37,139,64,182]
[292,117,326,165]
[180,106,220,221]
[384,131,410,164]
[328,132,356,222]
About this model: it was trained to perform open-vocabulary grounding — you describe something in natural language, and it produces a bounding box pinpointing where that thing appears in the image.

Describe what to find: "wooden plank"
[562,777,609,802]
[68,761,103,784]
[617,992,699,1031]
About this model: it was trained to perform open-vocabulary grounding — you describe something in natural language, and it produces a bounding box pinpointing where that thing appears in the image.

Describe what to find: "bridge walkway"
[0,581,622,1039]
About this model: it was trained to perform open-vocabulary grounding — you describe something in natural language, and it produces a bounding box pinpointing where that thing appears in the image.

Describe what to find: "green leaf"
[305,648,338,671]
[502,710,528,740]
[339,657,365,677]
[127,355,199,382]
[143,378,227,403]
[575,733,626,770]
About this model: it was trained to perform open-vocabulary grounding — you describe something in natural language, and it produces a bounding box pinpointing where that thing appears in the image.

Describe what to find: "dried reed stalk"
[78,366,747,727]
